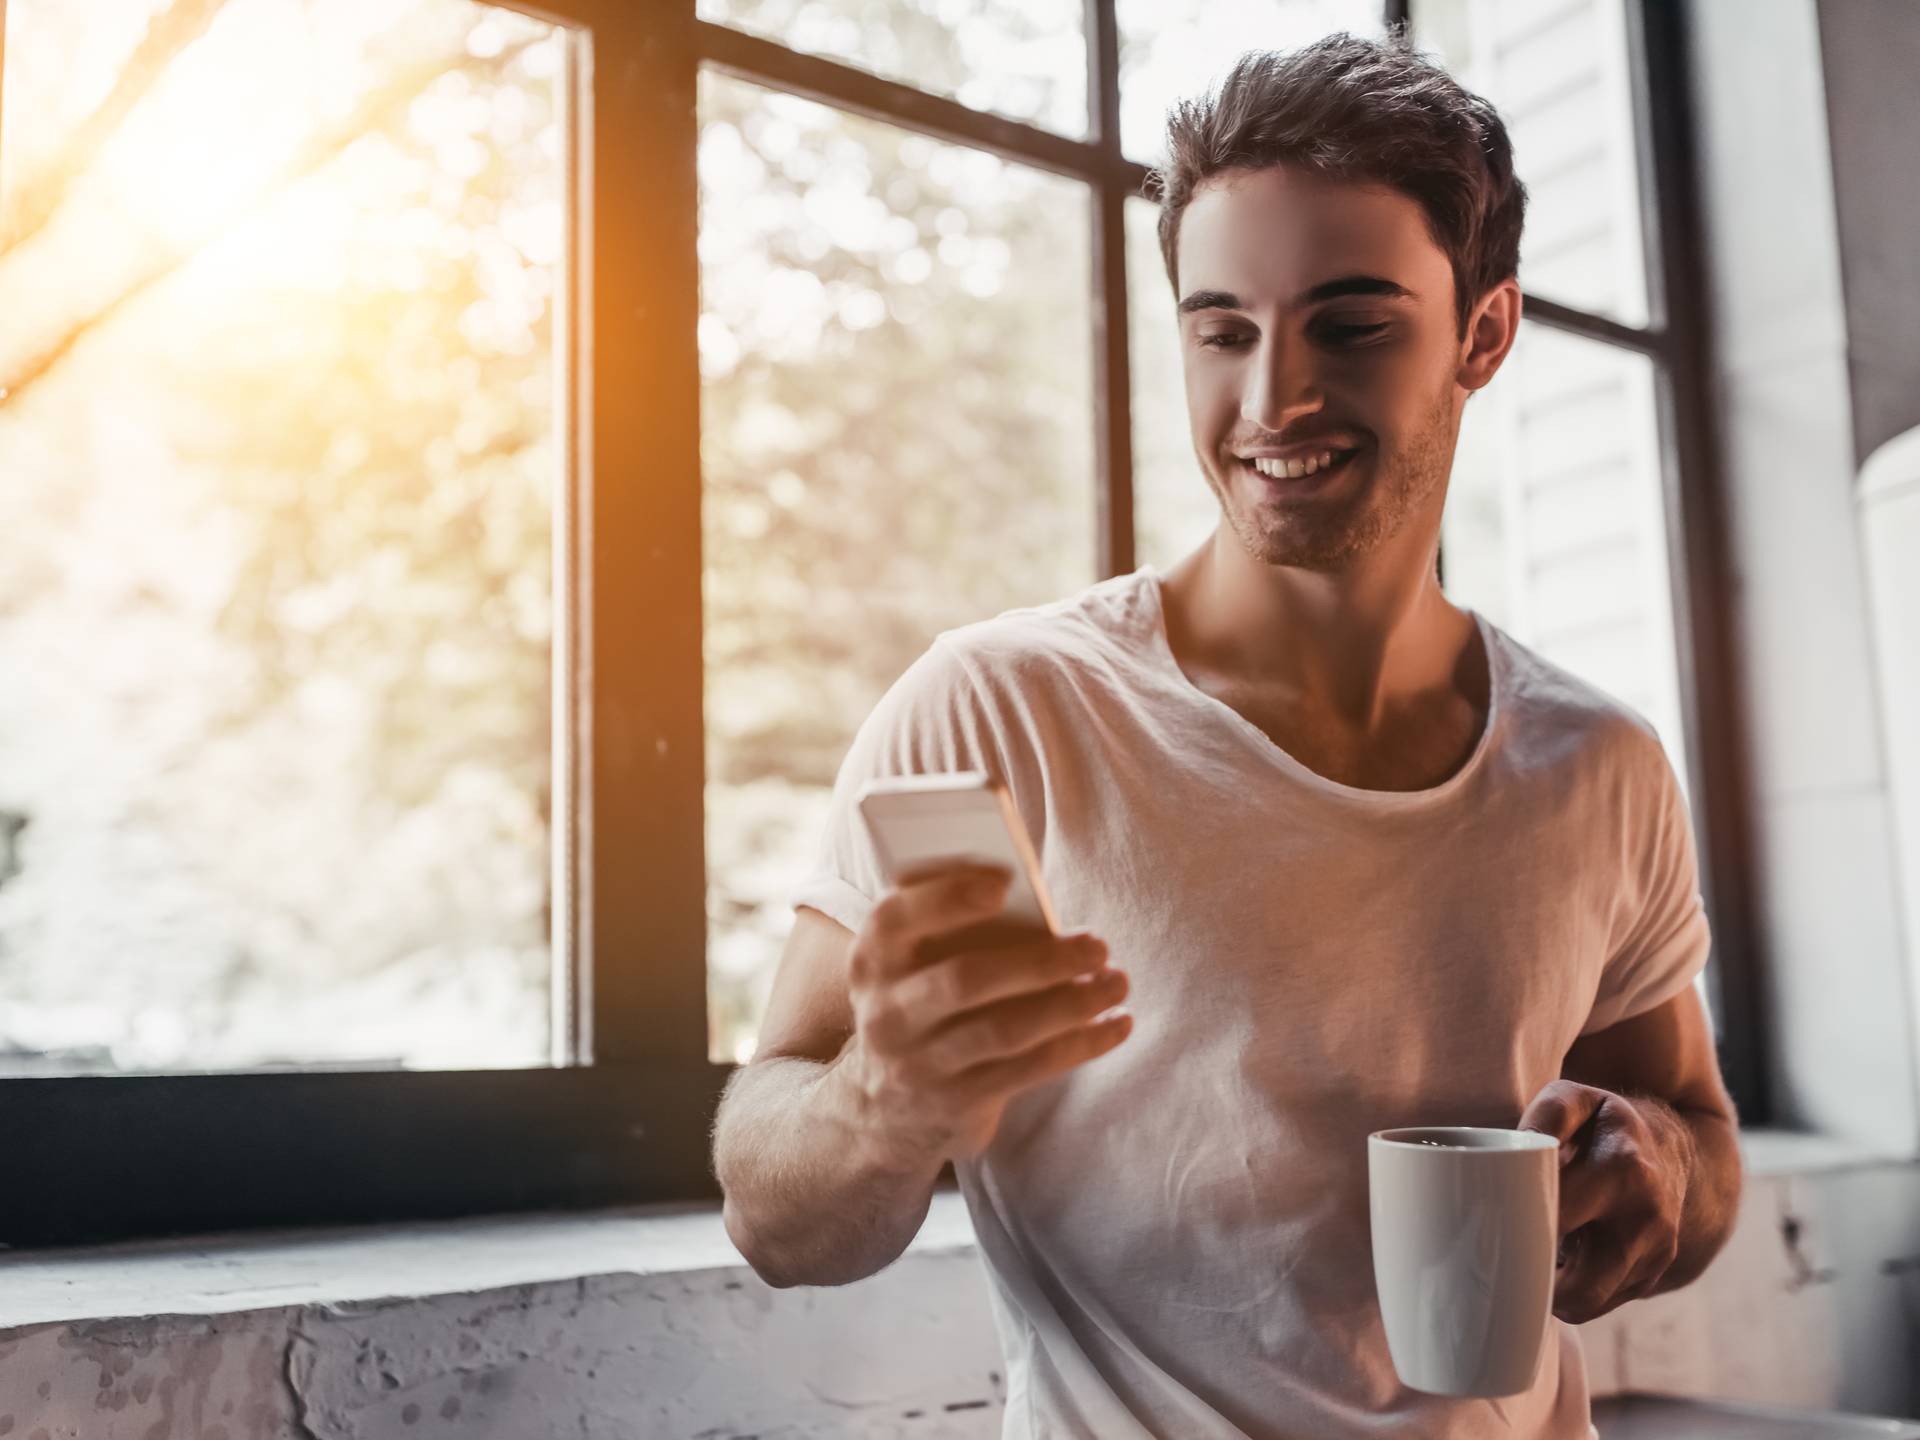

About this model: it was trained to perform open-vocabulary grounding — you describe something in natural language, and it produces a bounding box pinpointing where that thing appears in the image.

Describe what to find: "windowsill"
[1733,1124,1911,1176]
[0,1126,1904,1332]
[0,1189,978,1332]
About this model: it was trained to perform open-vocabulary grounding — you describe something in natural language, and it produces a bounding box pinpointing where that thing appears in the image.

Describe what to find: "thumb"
[1519,1079,1605,1164]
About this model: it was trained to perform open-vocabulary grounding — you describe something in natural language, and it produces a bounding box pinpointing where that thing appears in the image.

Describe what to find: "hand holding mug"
[1519,1079,1690,1324]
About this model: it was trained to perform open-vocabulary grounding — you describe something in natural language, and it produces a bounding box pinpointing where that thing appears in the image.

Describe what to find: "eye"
[1196,332,1252,350]
[1317,322,1389,345]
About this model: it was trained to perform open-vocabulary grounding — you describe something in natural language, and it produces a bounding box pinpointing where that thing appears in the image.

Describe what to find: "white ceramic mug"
[1367,1126,1560,1397]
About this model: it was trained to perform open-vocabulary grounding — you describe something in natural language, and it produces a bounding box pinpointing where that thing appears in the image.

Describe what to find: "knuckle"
[982,1010,1020,1054]
[864,988,918,1047]
[899,1046,940,1087]
[870,894,908,942]
[867,997,909,1046]
[932,961,969,1016]
[1656,1227,1680,1272]
[1048,940,1085,979]
[916,1026,961,1077]
[1624,1142,1663,1195]
[951,868,993,902]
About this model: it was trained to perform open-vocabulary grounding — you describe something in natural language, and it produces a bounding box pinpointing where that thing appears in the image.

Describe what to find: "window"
[1,0,565,1079]
[696,71,1096,1065]
[0,0,1755,1246]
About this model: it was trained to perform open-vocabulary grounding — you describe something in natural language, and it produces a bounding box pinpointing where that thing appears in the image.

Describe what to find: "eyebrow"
[1176,275,1417,316]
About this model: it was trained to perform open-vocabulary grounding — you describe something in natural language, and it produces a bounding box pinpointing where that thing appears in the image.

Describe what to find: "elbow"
[722,1196,800,1290]
[721,1198,888,1290]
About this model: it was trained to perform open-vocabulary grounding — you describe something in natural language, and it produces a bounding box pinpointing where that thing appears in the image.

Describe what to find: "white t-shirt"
[792,564,1710,1440]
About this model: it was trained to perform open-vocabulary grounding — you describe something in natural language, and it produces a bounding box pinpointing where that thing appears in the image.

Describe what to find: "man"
[713,30,1742,1439]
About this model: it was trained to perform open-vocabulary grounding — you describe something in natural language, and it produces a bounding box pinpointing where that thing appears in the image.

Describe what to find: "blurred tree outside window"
[0,0,565,1075]
[695,0,1089,138]
[698,69,1094,1063]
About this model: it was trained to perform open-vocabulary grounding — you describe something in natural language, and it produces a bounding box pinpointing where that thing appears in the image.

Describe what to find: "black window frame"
[0,0,1761,1250]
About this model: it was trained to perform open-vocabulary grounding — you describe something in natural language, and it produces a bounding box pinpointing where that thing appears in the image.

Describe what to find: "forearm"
[714,1051,947,1289]
[1638,1094,1743,1292]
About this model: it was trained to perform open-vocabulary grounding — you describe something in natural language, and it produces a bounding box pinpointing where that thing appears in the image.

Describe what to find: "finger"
[864,865,1015,973]
[1553,1224,1640,1325]
[1555,1152,1622,1236]
[1519,1079,1606,1160]
[951,1007,1134,1106]
[920,968,1131,1075]
[892,933,1111,1029]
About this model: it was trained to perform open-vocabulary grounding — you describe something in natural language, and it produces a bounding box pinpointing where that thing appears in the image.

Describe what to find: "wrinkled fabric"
[793,565,1709,1440]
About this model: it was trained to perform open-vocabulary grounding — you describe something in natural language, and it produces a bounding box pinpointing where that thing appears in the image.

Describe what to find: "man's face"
[1174,164,1470,572]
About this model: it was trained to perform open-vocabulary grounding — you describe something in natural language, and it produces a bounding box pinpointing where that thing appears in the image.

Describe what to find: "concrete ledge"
[0,1128,1894,1333]
[0,1190,1002,1439]
[0,1190,979,1332]
[3,1133,1916,1436]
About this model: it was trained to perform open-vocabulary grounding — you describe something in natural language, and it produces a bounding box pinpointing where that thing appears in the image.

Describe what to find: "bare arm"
[1558,984,1743,1293]
[714,908,945,1288]
[1521,984,1742,1321]
[715,872,1130,1289]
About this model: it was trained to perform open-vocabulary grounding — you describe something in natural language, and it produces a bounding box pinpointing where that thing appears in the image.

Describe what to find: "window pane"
[699,71,1095,1065]
[696,0,1087,139]
[1127,195,1218,570]
[1414,0,1651,326]
[1441,322,1688,797]
[0,0,568,1075]
[1117,0,1386,163]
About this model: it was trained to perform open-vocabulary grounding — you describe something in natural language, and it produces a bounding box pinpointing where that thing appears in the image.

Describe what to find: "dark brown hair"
[1145,29,1526,338]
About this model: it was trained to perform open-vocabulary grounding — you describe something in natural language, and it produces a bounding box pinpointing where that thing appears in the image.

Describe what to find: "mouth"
[1233,446,1363,489]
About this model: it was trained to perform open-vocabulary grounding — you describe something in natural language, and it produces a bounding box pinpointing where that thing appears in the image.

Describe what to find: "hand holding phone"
[839,772,1133,1165]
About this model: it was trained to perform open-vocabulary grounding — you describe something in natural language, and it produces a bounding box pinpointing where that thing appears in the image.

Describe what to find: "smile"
[1238,448,1361,483]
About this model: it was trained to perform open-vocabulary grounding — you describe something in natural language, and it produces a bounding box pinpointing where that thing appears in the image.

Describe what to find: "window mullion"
[585,4,710,1067]
[1088,0,1133,579]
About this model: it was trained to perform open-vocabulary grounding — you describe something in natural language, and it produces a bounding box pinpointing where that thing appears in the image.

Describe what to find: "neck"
[1160,520,1475,732]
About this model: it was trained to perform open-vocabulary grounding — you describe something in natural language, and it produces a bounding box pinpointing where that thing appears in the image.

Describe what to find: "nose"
[1241,332,1323,435]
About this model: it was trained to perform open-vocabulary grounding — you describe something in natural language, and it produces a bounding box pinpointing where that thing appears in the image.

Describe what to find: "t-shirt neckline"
[1135,564,1503,807]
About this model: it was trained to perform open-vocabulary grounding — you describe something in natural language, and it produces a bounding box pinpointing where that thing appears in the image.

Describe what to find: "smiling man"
[714,30,1742,1440]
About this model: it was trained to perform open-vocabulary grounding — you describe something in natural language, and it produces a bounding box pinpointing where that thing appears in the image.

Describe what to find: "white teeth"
[1250,450,1340,480]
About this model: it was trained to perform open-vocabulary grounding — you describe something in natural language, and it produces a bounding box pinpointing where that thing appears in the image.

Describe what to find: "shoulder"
[931,569,1155,700]
[1485,621,1678,798]
[855,571,1149,754]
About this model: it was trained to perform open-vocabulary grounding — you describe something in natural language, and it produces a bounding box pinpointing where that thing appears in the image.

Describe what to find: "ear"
[1457,277,1522,392]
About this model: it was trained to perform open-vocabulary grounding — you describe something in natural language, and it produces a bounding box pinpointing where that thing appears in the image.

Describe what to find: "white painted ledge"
[0,1187,979,1332]
[1736,1125,1910,1176]
[0,1128,1905,1333]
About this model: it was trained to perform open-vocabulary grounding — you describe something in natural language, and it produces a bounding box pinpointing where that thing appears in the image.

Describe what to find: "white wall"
[1688,0,1920,1152]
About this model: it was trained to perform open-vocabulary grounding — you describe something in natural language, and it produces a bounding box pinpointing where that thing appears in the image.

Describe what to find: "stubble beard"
[1208,381,1456,573]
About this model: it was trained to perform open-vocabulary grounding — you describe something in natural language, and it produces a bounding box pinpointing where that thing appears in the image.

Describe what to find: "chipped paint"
[1,1250,1003,1438]
[1579,1165,1920,1418]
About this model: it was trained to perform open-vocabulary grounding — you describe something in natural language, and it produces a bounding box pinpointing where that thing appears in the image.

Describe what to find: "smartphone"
[857,770,1059,959]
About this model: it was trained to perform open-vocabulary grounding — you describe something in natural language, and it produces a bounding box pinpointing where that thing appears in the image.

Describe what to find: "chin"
[1215,478,1382,571]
